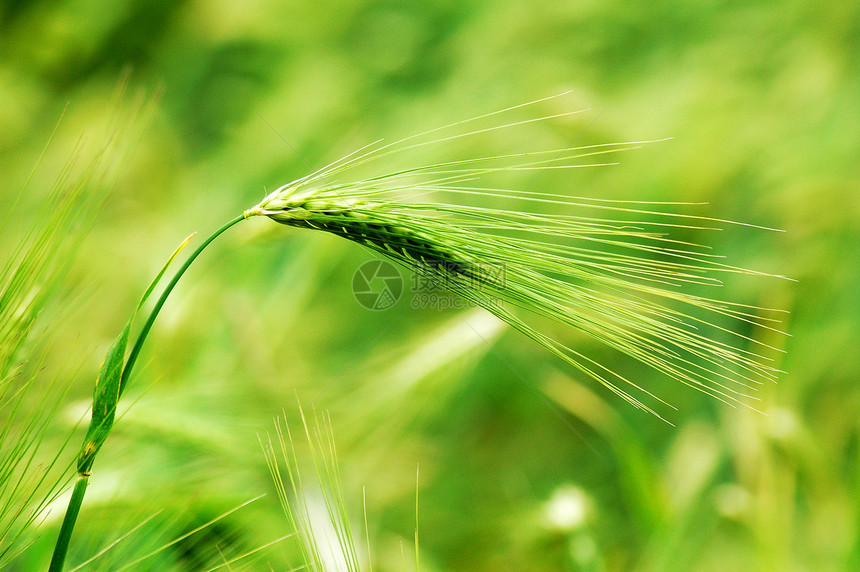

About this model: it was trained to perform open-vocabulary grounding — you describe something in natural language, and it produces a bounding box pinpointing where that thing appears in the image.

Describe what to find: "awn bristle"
[243,94,787,420]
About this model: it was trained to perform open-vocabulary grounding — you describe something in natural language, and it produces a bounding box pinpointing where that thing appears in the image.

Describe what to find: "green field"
[2,1,858,570]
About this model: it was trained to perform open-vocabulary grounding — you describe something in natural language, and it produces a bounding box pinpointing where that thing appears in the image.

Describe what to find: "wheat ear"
[244,98,785,420]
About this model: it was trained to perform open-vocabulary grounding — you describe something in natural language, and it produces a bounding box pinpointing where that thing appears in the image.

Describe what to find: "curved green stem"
[119,213,246,397]
[48,477,88,572]
[48,213,246,572]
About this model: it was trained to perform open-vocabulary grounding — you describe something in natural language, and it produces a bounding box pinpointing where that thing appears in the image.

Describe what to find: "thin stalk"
[119,213,246,397]
[47,478,88,572]
[48,213,246,572]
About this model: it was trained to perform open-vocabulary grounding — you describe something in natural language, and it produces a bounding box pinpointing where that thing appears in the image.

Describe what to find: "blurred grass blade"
[114,496,265,571]
[263,407,366,571]
[1,83,158,568]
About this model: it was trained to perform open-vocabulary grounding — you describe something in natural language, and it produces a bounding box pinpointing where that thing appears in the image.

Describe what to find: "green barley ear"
[246,95,787,420]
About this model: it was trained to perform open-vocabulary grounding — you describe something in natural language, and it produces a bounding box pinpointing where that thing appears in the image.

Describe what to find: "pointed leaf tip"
[137,232,197,311]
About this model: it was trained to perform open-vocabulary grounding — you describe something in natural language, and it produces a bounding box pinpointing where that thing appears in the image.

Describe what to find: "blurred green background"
[2,0,858,570]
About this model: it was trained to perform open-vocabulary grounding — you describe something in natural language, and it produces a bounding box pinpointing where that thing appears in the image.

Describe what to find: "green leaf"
[76,321,129,473]
[136,233,196,313]
[76,233,196,475]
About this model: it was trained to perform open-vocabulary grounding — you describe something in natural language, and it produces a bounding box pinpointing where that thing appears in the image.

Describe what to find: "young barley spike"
[245,94,786,420]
